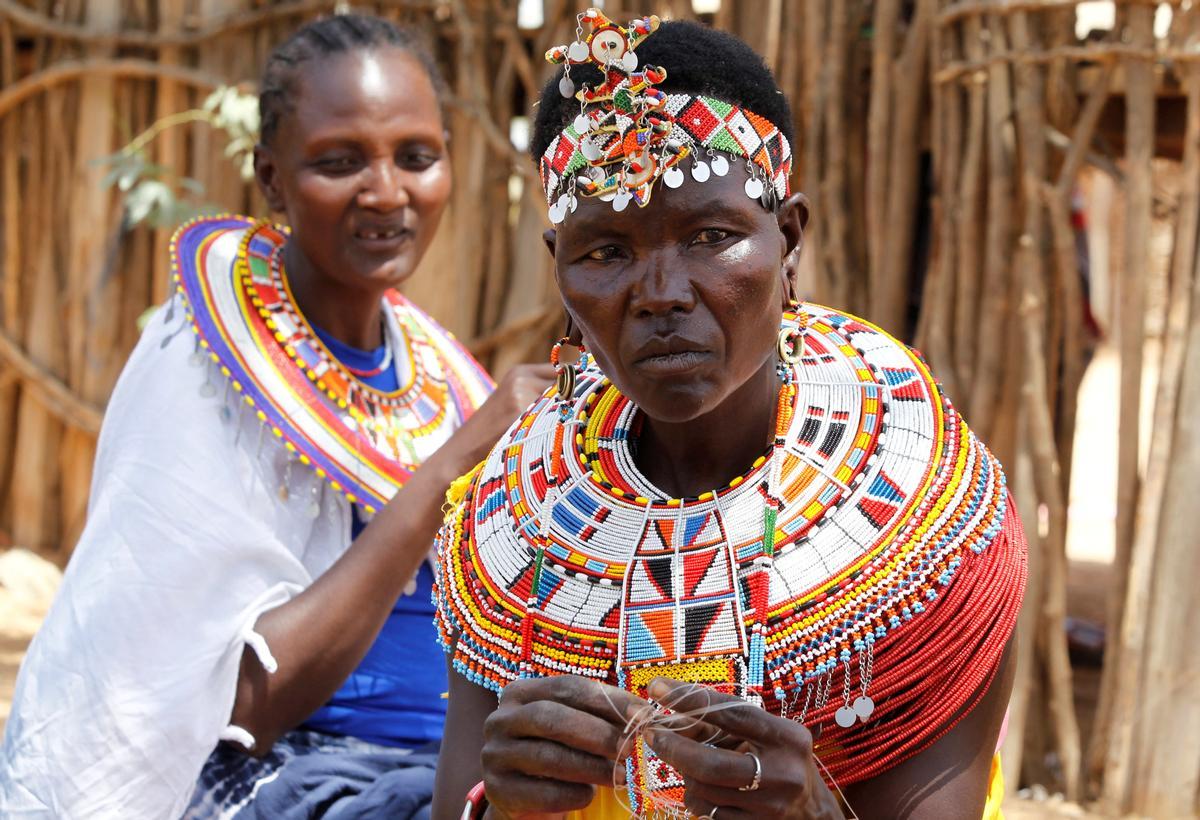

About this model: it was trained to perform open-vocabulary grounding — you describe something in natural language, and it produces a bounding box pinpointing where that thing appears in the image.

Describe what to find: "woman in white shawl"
[0,14,550,819]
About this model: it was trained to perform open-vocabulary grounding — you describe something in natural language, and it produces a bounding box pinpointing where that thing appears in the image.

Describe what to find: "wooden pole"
[865,0,898,316]
[1095,5,1156,807]
[1008,9,1081,799]
[968,13,1016,450]
[58,0,121,555]
[1123,52,1200,817]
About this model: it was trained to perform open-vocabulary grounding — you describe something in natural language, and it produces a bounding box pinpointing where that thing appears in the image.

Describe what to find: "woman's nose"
[357,161,409,211]
[628,250,696,318]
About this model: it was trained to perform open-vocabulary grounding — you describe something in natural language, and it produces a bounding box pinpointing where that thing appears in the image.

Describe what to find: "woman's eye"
[401,151,441,170]
[693,228,730,245]
[315,156,358,173]
[585,245,624,262]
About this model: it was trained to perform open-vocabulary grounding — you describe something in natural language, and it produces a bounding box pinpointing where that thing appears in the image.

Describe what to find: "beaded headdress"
[540,8,793,223]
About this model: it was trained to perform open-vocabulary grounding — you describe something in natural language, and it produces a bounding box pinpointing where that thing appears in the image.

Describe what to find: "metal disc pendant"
[558,74,576,98]
[568,40,589,62]
[612,189,632,212]
[573,113,590,134]
[663,166,685,188]
[199,382,217,398]
[219,405,233,424]
[835,705,858,728]
[568,195,579,213]
[621,50,638,71]
[744,176,765,199]
[580,138,602,162]
[691,160,711,182]
[306,501,321,519]
[712,154,730,176]
[548,199,566,225]
[189,352,205,367]
[853,695,875,721]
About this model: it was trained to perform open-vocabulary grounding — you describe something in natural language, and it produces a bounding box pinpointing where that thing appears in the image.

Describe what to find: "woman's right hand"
[480,676,643,820]
[443,363,556,476]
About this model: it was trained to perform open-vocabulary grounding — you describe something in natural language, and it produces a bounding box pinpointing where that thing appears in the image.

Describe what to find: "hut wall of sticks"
[1,0,1197,814]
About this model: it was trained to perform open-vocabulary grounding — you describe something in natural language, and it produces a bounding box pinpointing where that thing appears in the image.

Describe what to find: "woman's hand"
[641,678,845,820]
[440,363,556,478]
[480,675,642,820]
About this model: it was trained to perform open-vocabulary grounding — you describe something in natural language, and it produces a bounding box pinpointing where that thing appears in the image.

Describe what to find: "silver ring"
[706,809,720,820]
[738,752,762,792]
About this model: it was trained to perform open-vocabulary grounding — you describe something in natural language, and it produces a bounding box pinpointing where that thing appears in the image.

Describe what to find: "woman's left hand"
[639,678,845,820]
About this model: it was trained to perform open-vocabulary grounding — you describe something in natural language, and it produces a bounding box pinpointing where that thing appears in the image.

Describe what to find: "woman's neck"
[634,359,780,499]
[283,240,385,350]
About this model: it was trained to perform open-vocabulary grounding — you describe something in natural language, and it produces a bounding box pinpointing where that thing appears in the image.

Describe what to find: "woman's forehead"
[291,49,437,121]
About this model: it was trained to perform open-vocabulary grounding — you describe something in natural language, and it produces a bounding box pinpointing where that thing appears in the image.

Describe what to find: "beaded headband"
[540,8,793,223]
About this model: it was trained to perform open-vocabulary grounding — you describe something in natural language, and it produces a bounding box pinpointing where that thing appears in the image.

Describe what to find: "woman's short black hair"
[529,20,794,161]
[259,13,446,145]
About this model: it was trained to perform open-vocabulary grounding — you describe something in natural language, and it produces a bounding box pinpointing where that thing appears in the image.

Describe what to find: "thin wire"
[814,753,860,819]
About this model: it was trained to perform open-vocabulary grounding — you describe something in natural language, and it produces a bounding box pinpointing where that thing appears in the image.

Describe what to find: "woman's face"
[548,167,807,423]
[254,48,450,293]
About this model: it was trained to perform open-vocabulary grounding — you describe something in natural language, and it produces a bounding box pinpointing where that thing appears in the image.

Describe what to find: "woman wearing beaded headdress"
[433,13,1023,820]
[0,14,554,819]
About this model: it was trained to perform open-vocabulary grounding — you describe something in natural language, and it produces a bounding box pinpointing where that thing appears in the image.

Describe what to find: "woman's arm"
[842,636,1016,819]
[228,364,554,755]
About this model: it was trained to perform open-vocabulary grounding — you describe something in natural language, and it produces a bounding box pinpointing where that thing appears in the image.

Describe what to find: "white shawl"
[0,291,444,817]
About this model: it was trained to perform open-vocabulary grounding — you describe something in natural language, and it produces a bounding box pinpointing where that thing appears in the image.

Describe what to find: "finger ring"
[706,808,720,820]
[738,752,762,792]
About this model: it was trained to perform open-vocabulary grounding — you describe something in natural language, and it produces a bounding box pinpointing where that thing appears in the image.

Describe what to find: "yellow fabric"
[566,753,1005,819]
[565,787,623,820]
[983,752,1005,820]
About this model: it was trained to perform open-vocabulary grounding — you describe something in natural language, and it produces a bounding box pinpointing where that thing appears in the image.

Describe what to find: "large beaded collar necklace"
[539,8,793,222]
[435,305,1012,810]
[171,216,493,514]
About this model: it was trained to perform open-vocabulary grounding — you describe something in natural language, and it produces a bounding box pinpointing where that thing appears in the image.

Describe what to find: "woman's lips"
[633,349,713,375]
[352,226,413,251]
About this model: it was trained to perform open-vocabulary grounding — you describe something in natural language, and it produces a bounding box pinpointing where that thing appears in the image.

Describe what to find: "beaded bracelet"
[460,781,489,820]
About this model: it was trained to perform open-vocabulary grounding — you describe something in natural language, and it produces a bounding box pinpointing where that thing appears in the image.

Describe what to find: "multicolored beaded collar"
[171,216,493,514]
[539,8,792,221]
[435,305,1018,809]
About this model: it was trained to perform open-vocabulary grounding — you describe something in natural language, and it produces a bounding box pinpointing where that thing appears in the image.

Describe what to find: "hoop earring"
[777,327,803,365]
[550,336,585,399]
[778,306,807,365]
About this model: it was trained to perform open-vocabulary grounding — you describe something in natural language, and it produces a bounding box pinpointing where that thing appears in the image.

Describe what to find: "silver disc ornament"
[568,40,589,62]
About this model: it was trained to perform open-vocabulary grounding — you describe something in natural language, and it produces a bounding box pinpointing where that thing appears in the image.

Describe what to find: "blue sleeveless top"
[301,326,447,748]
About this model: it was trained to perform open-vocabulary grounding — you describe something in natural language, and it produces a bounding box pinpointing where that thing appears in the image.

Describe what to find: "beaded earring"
[549,335,586,400]
[548,334,586,485]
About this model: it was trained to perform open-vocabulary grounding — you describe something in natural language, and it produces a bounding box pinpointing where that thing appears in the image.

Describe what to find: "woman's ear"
[543,228,558,261]
[778,192,810,256]
[778,192,810,306]
[254,144,286,214]
[563,310,584,347]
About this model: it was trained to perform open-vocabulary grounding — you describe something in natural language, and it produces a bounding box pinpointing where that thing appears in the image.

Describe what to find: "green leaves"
[97,85,260,228]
